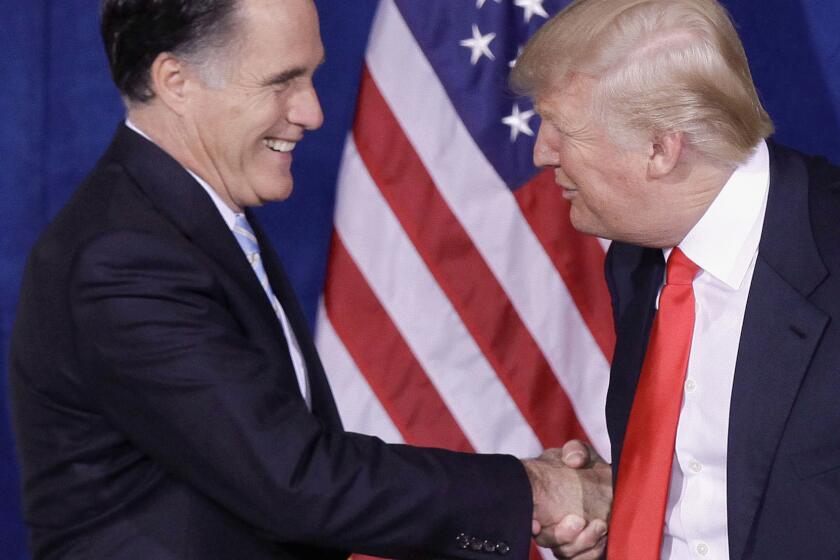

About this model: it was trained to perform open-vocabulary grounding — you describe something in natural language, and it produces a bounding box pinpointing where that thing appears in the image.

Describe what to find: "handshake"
[522,441,612,559]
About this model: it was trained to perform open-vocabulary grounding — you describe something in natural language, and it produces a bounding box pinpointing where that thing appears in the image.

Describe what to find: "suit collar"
[106,124,238,255]
[126,117,240,229]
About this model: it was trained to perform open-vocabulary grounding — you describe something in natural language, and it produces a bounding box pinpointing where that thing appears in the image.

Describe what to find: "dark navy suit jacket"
[604,142,840,559]
[9,125,532,559]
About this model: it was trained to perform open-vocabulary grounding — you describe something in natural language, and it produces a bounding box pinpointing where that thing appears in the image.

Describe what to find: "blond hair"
[511,0,773,166]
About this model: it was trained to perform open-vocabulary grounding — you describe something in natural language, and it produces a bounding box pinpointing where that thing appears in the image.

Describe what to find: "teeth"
[263,138,296,153]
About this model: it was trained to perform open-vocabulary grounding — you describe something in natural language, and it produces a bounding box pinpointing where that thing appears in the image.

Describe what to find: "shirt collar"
[124,119,241,230]
[668,141,770,290]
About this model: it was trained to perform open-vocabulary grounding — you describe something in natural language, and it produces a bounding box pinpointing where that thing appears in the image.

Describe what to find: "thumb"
[560,439,591,469]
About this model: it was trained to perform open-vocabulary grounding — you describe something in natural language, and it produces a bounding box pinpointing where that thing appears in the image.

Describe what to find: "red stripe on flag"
[323,233,473,452]
[353,66,587,448]
[514,173,616,361]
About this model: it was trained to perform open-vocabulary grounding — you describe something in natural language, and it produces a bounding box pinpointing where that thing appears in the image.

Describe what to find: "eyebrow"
[261,56,327,87]
[535,103,561,122]
[536,107,565,129]
[262,67,306,87]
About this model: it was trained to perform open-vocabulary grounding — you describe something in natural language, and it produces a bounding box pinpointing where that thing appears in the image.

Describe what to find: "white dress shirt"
[124,120,311,408]
[660,141,770,559]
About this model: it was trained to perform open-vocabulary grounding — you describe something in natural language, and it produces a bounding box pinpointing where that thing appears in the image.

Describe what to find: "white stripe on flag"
[333,137,543,457]
[316,303,405,444]
[366,0,610,457]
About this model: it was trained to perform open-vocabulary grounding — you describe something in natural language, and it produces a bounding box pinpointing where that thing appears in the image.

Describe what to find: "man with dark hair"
[9,1,610,558]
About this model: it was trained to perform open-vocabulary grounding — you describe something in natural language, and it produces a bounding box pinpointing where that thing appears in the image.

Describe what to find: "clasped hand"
[523,441,612,559]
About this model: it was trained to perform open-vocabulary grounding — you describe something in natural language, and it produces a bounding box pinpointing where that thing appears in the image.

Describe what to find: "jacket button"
[483,540,496,552]
[456,533,470,549]
[495,541,510,555]
[470,537,484,550]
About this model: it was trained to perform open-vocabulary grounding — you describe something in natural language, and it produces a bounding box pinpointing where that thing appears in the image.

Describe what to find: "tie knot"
[666,248,700,285]
[232,214,259,255]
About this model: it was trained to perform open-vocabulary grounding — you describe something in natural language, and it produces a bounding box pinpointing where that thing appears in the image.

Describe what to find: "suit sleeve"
[69,229,533,559]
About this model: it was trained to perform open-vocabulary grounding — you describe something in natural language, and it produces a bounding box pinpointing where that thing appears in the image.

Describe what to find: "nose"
[532,121,554,168]
[289,84,324,131]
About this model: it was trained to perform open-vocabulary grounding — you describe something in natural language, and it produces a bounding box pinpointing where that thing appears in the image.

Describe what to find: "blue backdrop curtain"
[1,1,838,557]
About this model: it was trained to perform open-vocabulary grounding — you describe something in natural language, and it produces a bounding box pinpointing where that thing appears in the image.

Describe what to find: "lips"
[560,184,579,200]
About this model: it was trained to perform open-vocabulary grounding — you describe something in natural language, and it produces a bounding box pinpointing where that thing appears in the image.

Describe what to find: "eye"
[552,122,570,137]
[272,82,292,94]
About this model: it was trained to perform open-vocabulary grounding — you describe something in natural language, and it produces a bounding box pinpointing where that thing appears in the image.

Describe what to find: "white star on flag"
[460,24,497,65]
[476,0,502,8]
[514,0,549,23]
[502,103,535,142]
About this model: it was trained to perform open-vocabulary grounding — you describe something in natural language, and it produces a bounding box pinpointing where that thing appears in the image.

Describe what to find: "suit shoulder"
[804,153,840,194]
[807,159,840,271]
[28,158,178,274]
[771,142,840,197]
[49,159,162,236]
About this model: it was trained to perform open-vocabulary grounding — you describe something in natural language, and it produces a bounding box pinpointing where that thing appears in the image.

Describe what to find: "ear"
[148,52,192,115]
[647,130,684,179]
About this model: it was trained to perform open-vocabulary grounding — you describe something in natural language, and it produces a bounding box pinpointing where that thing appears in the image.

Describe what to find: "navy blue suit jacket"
[604,142,840,559]
[9,125,532,559]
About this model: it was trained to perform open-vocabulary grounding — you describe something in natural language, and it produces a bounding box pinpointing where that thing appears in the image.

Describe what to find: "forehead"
[534,76,596,125]
[235,0,322,56]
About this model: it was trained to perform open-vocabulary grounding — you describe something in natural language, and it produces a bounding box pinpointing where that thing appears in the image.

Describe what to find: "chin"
[568,209,596,236]
[252,174,294,203]
[263,184,294,203]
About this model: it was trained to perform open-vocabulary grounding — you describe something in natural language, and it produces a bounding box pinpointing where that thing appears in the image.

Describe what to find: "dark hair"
[100,0,241,102]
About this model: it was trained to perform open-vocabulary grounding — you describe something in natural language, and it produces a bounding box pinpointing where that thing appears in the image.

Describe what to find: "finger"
[561,440,591,468]
[534,514,585,548]
[552,535,606,560]
[538,447,565,463]
[554,519,608,559]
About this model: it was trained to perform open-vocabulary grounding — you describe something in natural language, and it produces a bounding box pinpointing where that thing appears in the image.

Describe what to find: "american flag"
[314,1,613,556]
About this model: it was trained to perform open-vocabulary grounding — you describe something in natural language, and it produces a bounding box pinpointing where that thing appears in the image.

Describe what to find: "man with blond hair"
[513,0,840,558]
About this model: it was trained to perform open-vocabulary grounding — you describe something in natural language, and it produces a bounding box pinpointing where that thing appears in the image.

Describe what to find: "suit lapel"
[606,247,664,472]
[247,210,343,428]
[726,143,829,560]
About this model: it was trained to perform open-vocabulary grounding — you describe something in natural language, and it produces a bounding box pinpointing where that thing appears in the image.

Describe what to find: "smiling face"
[533,76,666,244]
[182,0,324,211]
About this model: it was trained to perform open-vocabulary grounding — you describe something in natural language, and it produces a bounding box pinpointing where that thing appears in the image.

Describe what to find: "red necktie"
[608,248,700,560]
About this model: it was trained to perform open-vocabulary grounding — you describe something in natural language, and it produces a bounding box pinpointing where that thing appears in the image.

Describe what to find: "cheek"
[592,177,644,227]
[259,91,289,120]
[556,141,594,179]
[553,152,579,185]
[572,169,621,216]
[233,94,279,137]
